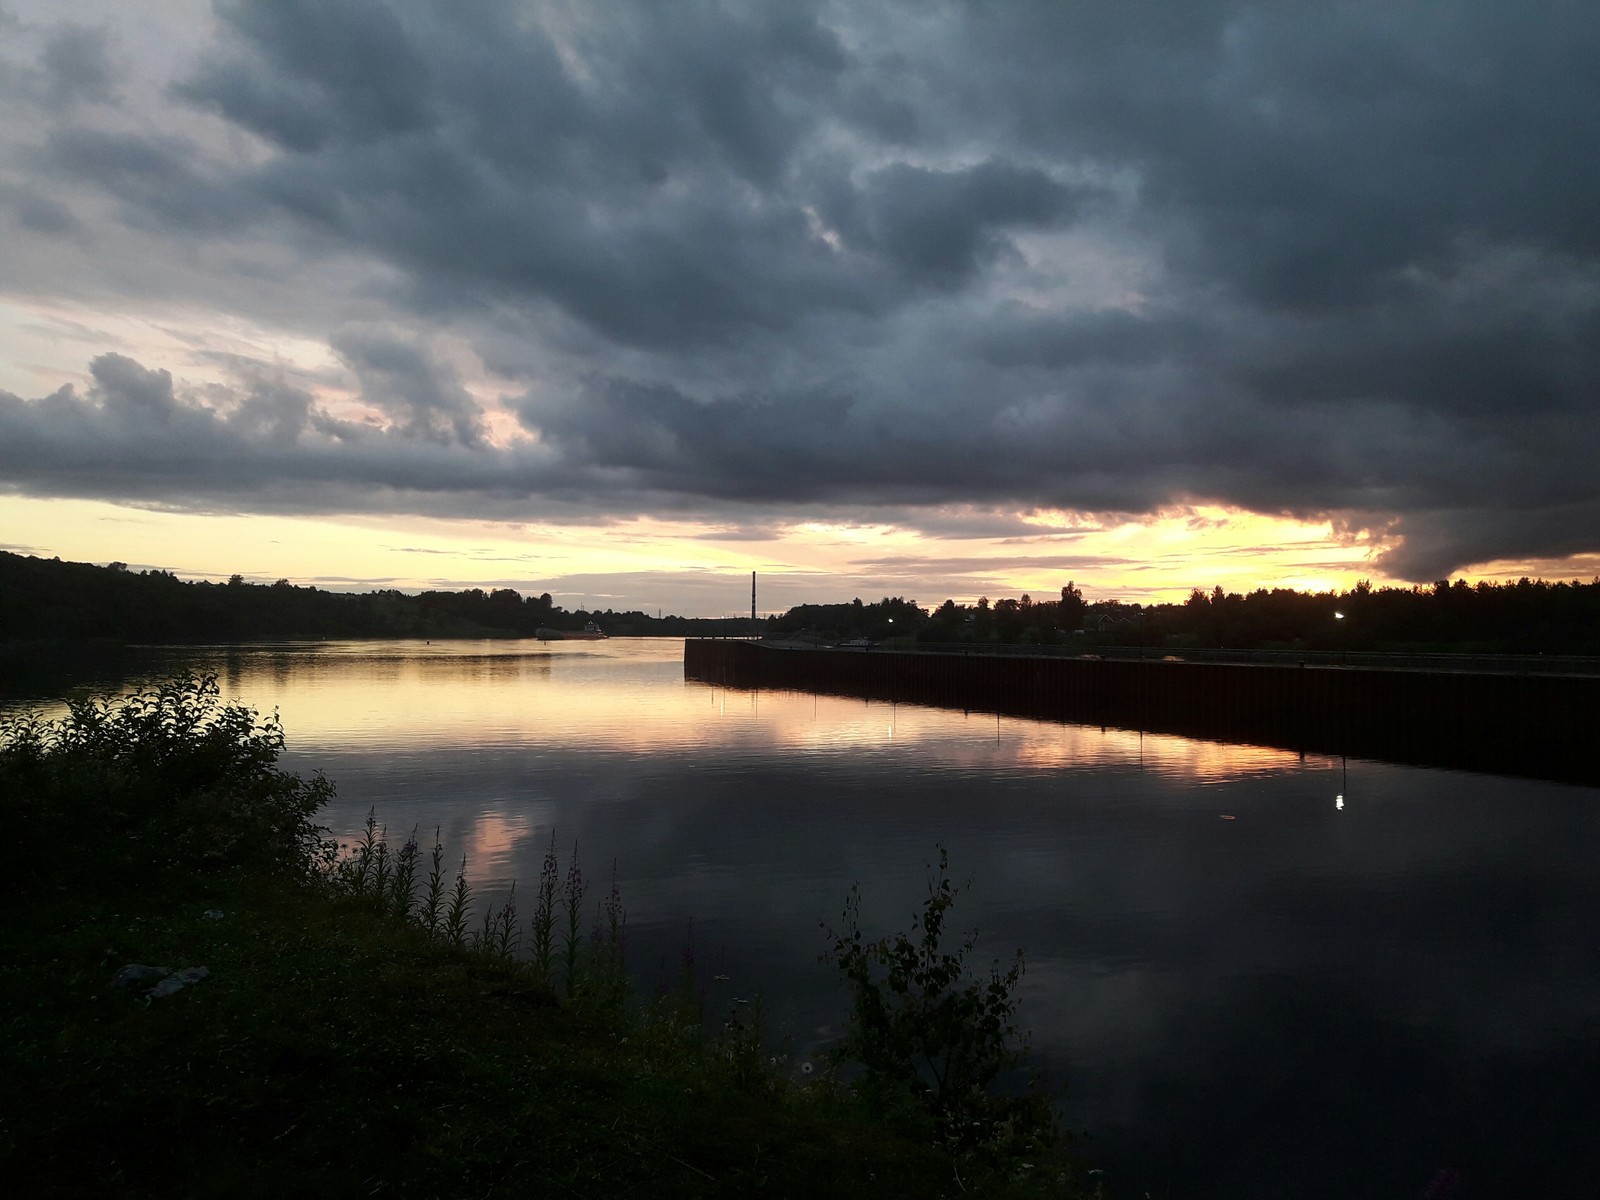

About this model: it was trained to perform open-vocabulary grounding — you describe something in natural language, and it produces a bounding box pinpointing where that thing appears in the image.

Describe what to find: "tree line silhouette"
[0,552,746,645]
[5,553,1598,655]
[767,578,1600,655]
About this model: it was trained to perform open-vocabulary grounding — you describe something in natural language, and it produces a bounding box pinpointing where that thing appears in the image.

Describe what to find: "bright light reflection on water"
[9,637,1598,1198]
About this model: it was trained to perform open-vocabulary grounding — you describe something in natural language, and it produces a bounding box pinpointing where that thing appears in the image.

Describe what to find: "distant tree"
[1058,582,1085,630]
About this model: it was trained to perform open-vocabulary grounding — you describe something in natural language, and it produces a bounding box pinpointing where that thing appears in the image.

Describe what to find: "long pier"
[684,640,1600,786]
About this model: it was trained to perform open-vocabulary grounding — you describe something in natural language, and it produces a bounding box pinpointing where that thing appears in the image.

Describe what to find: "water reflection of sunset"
[1004,727,1329,782]
[190,640,1339,791]
[458,810,539,880]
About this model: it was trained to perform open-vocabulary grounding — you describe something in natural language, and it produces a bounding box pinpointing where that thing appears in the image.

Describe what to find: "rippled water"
[10,637,1598,1198]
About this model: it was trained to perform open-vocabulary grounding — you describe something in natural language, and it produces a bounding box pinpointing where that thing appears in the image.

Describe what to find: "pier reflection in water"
[8,637,1597,1199]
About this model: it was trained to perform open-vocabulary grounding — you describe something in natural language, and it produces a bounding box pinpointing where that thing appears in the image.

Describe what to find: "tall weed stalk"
[487,883,521,963]
[327,817,634,1007]
[585,859,628,1006]
[389,827,420,920]
[530,831,559,982]
[343,809,381,894]
[419,829,446,935]
[562,842,587,996]
[443,855,473,948]
[371,827,392,899]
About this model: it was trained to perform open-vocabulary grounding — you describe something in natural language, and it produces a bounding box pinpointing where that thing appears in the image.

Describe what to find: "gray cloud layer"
[3,0,1599,579]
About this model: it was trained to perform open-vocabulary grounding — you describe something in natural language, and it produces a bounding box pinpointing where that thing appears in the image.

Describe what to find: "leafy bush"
[1,674,334,893]
[825,847,1058,1159]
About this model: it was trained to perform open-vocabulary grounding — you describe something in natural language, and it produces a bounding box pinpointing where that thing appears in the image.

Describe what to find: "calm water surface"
[11,637,1598,1198]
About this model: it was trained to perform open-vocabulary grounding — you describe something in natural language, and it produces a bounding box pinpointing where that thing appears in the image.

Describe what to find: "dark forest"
[5,553,1598,655]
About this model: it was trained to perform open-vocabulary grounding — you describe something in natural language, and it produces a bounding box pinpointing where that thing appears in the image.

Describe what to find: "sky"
[3,1,1599,617]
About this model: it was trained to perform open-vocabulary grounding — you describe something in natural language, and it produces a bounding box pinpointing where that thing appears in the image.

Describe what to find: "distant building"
[1082,603,1146,635]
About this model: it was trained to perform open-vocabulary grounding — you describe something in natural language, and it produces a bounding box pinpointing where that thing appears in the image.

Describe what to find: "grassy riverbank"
[1,679,1092,1198]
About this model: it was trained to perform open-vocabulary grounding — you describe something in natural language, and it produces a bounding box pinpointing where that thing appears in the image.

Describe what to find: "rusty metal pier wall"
[683,640,1600,785]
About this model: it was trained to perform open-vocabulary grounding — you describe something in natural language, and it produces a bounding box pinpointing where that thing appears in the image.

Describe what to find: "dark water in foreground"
[8,638,1598,1198]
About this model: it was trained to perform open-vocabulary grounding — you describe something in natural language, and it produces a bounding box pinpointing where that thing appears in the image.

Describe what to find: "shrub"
[824,846,1059,1158]
[0,674,335,894]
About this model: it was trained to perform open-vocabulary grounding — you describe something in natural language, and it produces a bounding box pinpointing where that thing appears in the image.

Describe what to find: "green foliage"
[388,829,420,920]
[720,992,774,1095]
[419,827,447,935]
[443,854,473,948]
[0,673,334,894]
[479,882,522,963]
[826,847,1059,1159]
[3,874,1087,1199]
[330,818,622,997]
[0,686,1091,1198]
[763,575,1600,654]
[562,840,588,996]
[0,672,1092,1196]
[585,858,628,1003]
[531,830,559,981]
[768,595,931,642]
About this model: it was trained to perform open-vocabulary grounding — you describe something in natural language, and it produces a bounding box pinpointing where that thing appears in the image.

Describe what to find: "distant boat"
[536,622,607,641]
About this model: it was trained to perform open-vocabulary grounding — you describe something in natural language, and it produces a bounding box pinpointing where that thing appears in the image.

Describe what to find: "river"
[6,636,1597,1198]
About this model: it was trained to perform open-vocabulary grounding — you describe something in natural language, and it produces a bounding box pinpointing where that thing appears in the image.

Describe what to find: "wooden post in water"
[752,571,757,640]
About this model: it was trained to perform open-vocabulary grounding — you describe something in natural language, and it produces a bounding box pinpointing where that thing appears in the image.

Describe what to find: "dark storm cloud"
[177,0,434,152]
[4,184,81,236]
[952,2,1600,305]
[171,0,897,349]
[6,1,1600,578]
[39,24,118,109]
[519,378,870,502]
[0,352,558,510]
[826,160,1089,286]
[0,18,118,111]
[516,356,1436,523]
[331,331,486,447]
[38,127,262,233]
